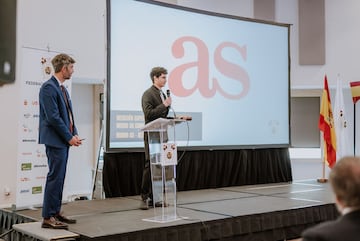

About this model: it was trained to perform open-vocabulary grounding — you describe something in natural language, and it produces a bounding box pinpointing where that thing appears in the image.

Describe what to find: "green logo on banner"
[21,163,32,171]
[32,186,42,194]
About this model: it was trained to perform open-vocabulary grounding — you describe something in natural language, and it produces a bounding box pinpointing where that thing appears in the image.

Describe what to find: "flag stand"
[317,169,328,183]
[317,178,328,183]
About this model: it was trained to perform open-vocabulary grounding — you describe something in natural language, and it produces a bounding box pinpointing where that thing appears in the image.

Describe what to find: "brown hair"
[330,156,360,207]
[150,66,167,83]
[51,53,76,73]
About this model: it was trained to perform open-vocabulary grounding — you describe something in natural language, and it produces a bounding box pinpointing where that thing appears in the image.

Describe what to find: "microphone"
[166,89,177,118]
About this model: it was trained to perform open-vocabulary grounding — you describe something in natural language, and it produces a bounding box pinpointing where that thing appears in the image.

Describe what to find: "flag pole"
[317,133,328,183]
[354,103,356,156]
[317,75,336,183]
[319,160,327,183]
[349,81,360,155]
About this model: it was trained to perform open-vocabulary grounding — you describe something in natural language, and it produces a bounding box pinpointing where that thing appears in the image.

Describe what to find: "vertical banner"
[16,48,72,208]
[16,48,54,208]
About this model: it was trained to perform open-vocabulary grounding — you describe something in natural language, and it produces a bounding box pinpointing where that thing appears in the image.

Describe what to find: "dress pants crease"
[42,146,69,218]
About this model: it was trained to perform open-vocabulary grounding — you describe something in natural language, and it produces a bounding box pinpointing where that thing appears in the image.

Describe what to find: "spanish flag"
[350,81,360,104]
[319,76,336,168]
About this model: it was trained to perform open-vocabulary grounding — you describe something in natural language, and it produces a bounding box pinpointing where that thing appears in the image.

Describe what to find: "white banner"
[16,48,72,208]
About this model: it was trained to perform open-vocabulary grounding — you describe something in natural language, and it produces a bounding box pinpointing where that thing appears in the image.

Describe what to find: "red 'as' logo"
[168,36,250,100]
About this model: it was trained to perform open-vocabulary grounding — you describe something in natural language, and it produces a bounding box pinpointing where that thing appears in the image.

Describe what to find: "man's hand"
[69,135,83,146]
[163,97,172,107]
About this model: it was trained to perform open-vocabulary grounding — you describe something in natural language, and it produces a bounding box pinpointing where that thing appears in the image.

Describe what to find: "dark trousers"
[140,158,152,201]
[42,146,69,218]
[141,133,152,201]
[141,131,169,201]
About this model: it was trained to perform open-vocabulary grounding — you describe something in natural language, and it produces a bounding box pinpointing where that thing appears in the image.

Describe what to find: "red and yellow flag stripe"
[319,76,336,168]
[350,81,360,104]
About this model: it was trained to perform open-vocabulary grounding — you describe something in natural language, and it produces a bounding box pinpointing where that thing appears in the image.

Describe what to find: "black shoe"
[140,198,151,210]
[54,213,76,224]
[155,201,168,207]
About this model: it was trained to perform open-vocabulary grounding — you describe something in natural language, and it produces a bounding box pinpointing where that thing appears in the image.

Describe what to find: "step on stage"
[2,180,338,241]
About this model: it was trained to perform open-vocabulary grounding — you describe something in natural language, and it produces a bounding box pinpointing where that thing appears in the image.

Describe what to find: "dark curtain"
[103,148,292,198]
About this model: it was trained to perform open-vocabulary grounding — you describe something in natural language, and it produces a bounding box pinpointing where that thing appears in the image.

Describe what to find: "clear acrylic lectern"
[140,118,185,223]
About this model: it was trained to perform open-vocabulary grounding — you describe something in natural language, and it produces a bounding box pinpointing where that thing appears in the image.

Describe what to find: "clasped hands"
[69,135,83,146]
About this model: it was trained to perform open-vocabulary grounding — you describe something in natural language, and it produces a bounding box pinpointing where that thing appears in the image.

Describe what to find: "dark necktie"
[160,90,166,102]
[61,85,74,133]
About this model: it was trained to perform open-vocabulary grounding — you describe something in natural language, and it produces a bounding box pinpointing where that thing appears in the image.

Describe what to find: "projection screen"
[106,0,291,152]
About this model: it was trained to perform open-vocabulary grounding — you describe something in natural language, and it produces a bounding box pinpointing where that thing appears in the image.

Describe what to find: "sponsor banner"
[16,48,54,208]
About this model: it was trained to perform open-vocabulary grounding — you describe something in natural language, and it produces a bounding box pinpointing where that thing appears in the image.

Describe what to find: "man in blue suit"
[39,53,83,229]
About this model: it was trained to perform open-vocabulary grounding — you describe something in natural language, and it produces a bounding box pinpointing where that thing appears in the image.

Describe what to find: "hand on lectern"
[179,115,192,121]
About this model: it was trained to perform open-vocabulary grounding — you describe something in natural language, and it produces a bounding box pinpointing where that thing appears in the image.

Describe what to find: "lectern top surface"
[140,118,185,132]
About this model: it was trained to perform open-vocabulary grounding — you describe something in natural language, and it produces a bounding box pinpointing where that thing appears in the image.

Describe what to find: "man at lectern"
[140,66,172,210]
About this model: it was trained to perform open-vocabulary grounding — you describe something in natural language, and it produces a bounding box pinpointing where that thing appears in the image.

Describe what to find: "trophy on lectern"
[140,117,188,223]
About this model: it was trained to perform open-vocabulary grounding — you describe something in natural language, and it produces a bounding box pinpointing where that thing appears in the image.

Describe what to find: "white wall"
[2,0,360,206]
[325,0,360,85]
[17,0,106,83]
[178,0,253,18]
[63,84,95,200]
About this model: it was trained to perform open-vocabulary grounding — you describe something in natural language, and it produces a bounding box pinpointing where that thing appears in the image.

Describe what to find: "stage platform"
[1,179,338,241]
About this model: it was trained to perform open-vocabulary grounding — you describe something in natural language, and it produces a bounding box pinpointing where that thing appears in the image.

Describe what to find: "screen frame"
[105,0,291,153]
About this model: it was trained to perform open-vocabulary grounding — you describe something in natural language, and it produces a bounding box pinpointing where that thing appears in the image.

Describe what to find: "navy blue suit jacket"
[38,76,78,148]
